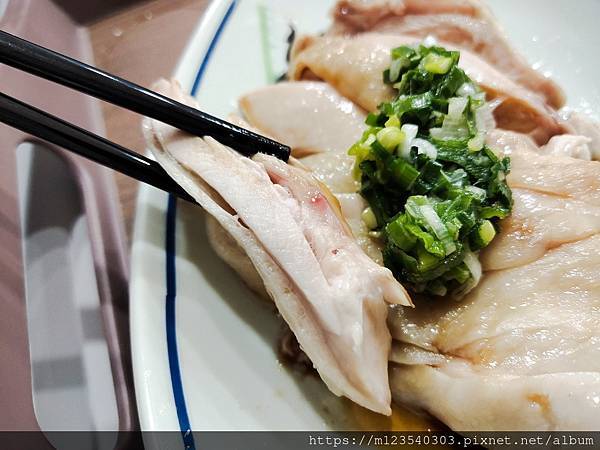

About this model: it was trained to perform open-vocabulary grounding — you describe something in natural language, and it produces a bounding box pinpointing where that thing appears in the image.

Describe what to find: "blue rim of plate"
[164,1,238,448]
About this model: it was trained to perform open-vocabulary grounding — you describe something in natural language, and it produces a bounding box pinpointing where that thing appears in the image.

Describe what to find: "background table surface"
[89,0,208,238]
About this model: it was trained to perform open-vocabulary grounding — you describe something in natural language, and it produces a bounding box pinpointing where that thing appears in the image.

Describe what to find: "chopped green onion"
[448,97,468,119]
[377,127,405,152]
[385,114,401,128]
[364,133,376,147]
[412,138,438,160]
[350,44,512,297]
[457,82,477,97]
[416,243,442,271]
[428,282,448,296]
[456,250,482,296]
[421,53,453,74]
[386,218,417,251]
[391,159,419,189]
[361,207,378,230]
[388,58,403,83]
[466,185,486,201]
[468,131,486,152]
[399,124,418,158]
[471,219,496,249]
[407,198,456,255]
[368,230,383,239]
[365,112,380,126]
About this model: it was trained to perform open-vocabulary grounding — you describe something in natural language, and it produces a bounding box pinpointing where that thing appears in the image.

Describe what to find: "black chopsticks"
[0,91,196,203]
[0,30,291,162]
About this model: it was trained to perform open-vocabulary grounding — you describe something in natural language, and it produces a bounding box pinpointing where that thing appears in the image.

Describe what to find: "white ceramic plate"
[130,0,600,444]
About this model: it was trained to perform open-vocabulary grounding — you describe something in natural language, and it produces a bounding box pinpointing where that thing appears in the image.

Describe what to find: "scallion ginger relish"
[349,44,513,297]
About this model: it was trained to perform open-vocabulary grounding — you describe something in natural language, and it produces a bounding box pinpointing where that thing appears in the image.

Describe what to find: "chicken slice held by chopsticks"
[143,79,412,415]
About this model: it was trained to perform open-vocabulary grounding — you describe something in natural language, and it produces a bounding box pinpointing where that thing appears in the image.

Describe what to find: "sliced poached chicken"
[143,79,412,415]
[479,129,600,271]
[239,81,367,157]
[387,130,600,430]
[389,233,600,430]
[561,110,600,161]
[289,32,565,144]
[327,0,565,109]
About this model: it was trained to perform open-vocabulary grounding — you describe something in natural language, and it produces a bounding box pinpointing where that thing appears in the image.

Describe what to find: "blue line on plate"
[165,1,238,449]
[190,0,239,97]
[165,194,194,448]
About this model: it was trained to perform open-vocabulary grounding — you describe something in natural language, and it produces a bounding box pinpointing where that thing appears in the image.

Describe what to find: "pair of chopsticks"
[0,30,291,203]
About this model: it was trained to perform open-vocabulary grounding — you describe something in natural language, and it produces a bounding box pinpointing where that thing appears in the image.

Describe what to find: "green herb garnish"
[349,45,512,297]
